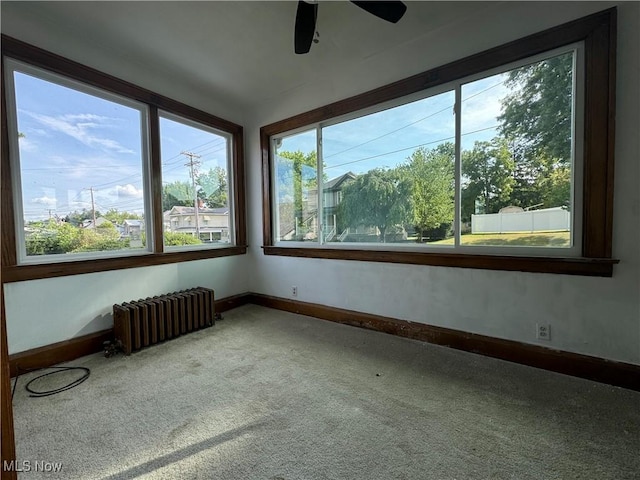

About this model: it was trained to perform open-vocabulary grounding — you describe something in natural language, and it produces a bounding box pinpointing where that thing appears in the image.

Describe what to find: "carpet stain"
[183,359,203,375]
[225,364,254,379]
[396,440,415,455]
[168,419,195,442]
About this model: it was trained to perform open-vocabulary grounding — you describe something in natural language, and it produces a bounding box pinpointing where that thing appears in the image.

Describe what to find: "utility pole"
[89,186,97,228]
[83,187,97,228]
[182,151,202,239]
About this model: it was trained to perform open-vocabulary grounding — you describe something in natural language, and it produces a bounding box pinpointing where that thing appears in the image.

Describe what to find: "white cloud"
[26,111,135,154]
[116,184,143,198]
[18,136,37,152]
[32,195,57,206]
[61,113,109,122]
[32,128,51,137]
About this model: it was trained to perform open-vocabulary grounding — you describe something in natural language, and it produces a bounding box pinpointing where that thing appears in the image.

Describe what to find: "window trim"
[260,8,618,276]
[158,109,236,252]
[1,35,246,282]
[5,57,157,265]
[271,44,584,258]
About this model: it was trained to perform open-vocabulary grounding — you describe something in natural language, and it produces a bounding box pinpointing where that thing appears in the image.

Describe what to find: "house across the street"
[163,206,230,242]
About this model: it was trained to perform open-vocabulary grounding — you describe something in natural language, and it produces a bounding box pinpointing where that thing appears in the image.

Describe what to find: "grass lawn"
[430,231,571,247]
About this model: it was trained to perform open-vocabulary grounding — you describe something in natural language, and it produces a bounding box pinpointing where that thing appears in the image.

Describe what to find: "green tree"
[25,218,133,255]
[65,209,101,227]
[499,52,573,164]
[404,144,455,241]
[74,224,126,252]
[498,51,573,210]
[461,138,516,221]
[338,168,410,242]
[25,220,81,255]
[103,209,143,224]
[539,164,571,209]
[196,166,228,208]
[276,150,318,240]
[162,180,194,211]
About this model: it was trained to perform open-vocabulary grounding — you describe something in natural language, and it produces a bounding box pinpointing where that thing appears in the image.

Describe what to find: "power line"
[161,138,226,166]
[323,104,452,160]
[324,124,499,171]
[322,78,507,161]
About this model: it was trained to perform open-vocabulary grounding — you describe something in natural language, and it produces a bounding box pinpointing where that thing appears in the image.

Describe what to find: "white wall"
[4,2,638,365]
[4,255,250,355]
[245,2,640,365]
[2,4,251,355]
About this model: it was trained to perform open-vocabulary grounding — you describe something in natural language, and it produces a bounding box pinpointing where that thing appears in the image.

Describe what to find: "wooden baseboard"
[9,293,253,377]
[248,293,640,392]
[215,292,252,314]
[9,329,112,378]
[9,292,638,391]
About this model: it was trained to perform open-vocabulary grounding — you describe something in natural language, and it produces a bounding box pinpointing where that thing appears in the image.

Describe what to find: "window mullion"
[148,106,163,254]
[454,84,462,249]
[317,125,324,245]
[3,63,24,265]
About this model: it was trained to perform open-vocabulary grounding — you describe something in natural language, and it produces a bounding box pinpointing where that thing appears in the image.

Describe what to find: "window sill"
[2,245,247,283]
[262,246,618,277]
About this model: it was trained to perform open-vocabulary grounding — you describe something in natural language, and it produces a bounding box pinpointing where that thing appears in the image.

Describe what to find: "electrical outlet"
[291,286,297,297]
[536,323,551,341]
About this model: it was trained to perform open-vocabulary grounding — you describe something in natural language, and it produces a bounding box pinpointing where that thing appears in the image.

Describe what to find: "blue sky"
[159,116,228,190]
[14,63,513,222]
[13,69,228,222]
[276,72,511,182]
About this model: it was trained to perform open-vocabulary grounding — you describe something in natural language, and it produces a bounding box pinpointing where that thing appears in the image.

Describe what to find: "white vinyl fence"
[471,207,570,234]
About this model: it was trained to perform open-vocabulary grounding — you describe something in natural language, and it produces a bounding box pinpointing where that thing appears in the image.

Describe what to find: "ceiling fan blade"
[350,1,407,23]
[294,0,318,54]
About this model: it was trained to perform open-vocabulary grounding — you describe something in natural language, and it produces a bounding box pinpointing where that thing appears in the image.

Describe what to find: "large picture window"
[2,36,246,281]
[6,60,151,262]
[272,48,580,254]
[261,9,617,276]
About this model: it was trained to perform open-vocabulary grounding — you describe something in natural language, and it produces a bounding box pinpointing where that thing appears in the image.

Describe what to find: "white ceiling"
[1,1,500,116]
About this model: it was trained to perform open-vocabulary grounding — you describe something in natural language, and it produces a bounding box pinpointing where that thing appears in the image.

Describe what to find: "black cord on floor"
[11,374,19,400]
[12,366,90,399]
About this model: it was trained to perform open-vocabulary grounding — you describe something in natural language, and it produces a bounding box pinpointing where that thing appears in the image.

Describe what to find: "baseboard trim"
[9,292,253,377]
[9,329,112,378]
[215,292,253,313]
[10,292,638,391]
[248,293,640,392]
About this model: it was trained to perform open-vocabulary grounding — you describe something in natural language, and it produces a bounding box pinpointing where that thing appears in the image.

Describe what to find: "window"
[460,50,581,253]
[6,60,151,262]
[274,128,318,242]
[2,35,246,281]
[271,48,580,254]
[159,112,232,248]
[261,9,617,276]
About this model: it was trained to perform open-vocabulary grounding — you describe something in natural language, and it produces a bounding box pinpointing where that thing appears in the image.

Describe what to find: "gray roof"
[324,172,356,190]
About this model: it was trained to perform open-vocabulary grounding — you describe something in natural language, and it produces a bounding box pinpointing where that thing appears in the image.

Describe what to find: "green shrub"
[164,232,202,246]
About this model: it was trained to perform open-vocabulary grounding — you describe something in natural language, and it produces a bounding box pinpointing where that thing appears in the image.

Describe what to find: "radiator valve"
[103,340,123,358]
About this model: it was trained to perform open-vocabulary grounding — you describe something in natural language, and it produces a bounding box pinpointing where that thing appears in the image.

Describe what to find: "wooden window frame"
[260,8,618,277]
[1,35,247,283]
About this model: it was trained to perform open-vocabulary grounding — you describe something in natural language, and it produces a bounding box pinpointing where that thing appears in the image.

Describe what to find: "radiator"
[113,287,215,355]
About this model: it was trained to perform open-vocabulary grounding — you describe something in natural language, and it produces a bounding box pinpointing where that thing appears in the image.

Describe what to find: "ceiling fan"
[294,1,408,54]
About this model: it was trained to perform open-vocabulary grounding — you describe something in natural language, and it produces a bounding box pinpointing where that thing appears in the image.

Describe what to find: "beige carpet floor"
[10,304,640,479]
